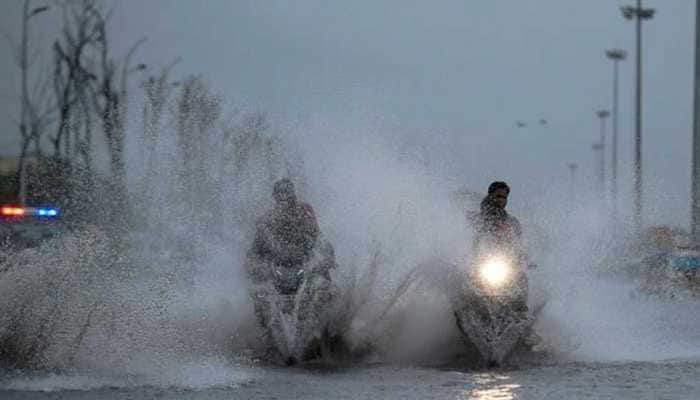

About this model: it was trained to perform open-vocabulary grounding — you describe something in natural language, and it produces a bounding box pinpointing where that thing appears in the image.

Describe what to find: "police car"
[0,205,64,249]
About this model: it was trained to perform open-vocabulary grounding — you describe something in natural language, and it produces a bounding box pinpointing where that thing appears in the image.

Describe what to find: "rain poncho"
[251,201,320,271]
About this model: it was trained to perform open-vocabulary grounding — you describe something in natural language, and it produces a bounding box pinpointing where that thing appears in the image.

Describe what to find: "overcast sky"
[0,0,695,227]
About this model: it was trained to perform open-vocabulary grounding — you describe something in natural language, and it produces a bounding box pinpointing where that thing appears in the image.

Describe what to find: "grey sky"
[0,0,695,227]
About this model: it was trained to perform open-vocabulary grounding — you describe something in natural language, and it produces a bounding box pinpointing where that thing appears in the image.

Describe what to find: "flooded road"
[2,358,700,399]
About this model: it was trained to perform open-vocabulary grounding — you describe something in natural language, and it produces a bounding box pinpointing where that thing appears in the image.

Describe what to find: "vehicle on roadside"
[634,242,700,298]
[0,205,66,250]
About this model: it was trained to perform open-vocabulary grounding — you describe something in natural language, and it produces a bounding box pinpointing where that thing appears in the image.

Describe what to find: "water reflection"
[465,374,519,400]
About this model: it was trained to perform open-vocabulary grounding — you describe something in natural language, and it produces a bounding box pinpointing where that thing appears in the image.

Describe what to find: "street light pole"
[692,0,700,243]
[568,163,578,205]
[596,110,611,198]
[621,0,655,233]
[606,49,627,217]
[592,143,603,194]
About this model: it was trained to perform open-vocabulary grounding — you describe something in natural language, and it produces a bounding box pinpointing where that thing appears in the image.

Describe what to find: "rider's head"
[487,181,510,209]
[273,178,297,206]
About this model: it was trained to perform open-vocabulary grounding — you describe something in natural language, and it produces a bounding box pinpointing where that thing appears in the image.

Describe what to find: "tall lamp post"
[592,143,604,193]
[692,0,700,243]
[568,163,578,206]
[596,110,610,197]
[621,0,655,232]
[606,49,627,217]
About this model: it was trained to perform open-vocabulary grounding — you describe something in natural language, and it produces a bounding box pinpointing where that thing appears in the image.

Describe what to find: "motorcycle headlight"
[477,257,512,287]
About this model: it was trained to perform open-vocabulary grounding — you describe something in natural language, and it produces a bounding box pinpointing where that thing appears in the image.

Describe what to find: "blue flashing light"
[36,208,59,217]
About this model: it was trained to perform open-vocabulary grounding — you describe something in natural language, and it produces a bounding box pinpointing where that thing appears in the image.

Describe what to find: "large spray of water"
[533,201,700,362]
[1,91,700,391]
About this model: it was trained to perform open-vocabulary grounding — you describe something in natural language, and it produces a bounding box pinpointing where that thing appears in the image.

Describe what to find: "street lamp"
[596,110,610,197]
[568,163,578,205]
[592,143,604,195]
[621,0,655,232]
[29,5,49,17]
[606,49,627,217]
[693,0,700,242]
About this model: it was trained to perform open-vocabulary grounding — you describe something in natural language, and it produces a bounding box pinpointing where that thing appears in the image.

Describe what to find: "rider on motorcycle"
[248,178,324,284]
[473,181,522,258]
[472,181,528,312]
[246,179,339,363]
[248,178,337,289]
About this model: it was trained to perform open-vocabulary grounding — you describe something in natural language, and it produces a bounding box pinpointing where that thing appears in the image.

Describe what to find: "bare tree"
[173,75,221,215]
[140,59,180,194]
[13,0,52,205]
[51,0,103,170]
[89,4,146,196]
[230,112,269,174]
[225,111,286,187]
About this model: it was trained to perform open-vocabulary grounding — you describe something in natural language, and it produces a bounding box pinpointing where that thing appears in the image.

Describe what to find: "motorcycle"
[247,240,341,365]
[452,251,536,367]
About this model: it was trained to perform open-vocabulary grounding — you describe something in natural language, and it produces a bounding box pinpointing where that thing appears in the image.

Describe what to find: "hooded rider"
[248,178,326,284]
[247,179,341,363]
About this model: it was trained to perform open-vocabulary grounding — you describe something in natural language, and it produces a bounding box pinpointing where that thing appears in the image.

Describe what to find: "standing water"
[2,124,700,398]
[1,18,698,394]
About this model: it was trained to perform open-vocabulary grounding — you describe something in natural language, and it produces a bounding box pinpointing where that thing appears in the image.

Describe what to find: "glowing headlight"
[478,257,512,287]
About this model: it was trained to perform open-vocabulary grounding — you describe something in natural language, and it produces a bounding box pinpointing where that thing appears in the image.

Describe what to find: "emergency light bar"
[1,206,59,218]
[36,208,58,217]
[1,206,25,216]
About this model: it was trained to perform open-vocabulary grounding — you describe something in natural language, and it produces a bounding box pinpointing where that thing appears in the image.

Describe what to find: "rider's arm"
[472,214,486,256]
[509,217,528,263]
[251,217,274,261]
[301,203,320,243]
